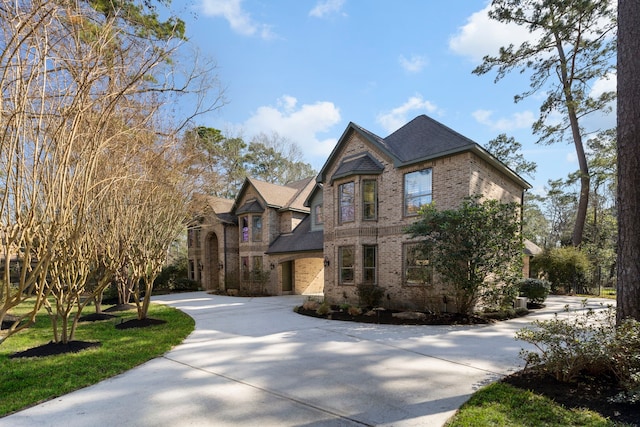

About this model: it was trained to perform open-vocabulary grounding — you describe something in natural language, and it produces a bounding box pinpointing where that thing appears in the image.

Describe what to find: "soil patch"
[10,341,101,359]
[1,314,21,330]
[78,312,118,322]
[104,303,136,313]
[295,306,490,325]
[503,370,640,426]
[115,318,166,329]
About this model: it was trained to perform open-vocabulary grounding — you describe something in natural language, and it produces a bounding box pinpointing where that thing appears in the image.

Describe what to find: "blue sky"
[177,0,616,195]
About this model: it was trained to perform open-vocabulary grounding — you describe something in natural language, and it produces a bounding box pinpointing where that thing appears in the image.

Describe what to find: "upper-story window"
[362,180,377,221]
[241,217,249,242]
[314,203,323,226]
[252,215,262,242]
[338,181,355,223]
[404,168,432,216]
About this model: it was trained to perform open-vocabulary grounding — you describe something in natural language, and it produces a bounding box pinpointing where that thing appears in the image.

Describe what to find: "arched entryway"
[206,232,220,290]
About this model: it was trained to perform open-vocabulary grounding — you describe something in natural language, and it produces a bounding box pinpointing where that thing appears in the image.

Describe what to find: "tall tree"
[474,0,616,247]
[485,133,537,179]
[616,0,640,322]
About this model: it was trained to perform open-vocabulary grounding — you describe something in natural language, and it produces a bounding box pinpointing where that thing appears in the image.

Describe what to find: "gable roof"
[233,176,316,214]
[319,115,531,190]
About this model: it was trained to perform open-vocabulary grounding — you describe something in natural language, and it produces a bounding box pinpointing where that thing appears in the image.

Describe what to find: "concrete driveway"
[0,293,614,427]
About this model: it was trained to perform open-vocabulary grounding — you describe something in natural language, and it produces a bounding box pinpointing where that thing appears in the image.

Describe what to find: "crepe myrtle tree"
[406,197,524,315]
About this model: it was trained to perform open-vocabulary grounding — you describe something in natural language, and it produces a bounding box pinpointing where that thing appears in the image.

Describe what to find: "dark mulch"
[115,317,166,329]
[78,312,117,322]
[295,306,490,325]
[503,370,640,426]
[9,341,102,359]
[104,304,136,313]
[1,314,21,330]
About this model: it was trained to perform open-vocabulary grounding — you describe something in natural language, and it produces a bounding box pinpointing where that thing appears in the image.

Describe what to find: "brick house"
[317,114,531,311]
[187,114,531,308]
[188,176,323,295]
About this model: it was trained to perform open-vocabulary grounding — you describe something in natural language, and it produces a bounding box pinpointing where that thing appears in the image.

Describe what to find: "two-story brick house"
[317,114,531,311]
[187,114,532,309]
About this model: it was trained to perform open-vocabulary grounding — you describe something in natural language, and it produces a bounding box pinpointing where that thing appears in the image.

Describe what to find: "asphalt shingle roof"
[266,216,323,254]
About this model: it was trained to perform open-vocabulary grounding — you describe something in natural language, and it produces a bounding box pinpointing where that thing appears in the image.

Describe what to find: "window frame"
[241,216,249,242]
[362,245,377,285]
[403,243,433,286]
[338,246,355,285]
[404,168,433,217]
[252,215,262,242]
[314,203,324,226]
[362,179,377,221]
[338,181,355,224]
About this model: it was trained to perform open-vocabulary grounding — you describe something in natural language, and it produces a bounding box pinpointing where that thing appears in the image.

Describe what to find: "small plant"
[347,305,362,316]
[302,299,320,311]
[519,278,551,304]
[316,301,331,316]
[356,284,385,307]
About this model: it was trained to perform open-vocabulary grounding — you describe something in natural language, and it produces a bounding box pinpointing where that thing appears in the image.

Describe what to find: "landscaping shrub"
[356,284,385,307]
[519,278,551,304]
[530,247,590,294]
[515,303,615,383]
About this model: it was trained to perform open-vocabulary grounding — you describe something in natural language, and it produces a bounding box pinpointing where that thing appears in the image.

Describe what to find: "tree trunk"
[616,0,640,323]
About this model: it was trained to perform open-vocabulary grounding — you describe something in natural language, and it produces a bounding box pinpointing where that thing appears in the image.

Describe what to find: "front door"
[282,261,293,293]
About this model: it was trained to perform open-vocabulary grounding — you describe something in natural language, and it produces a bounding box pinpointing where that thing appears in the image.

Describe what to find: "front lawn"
[0,302,194,416]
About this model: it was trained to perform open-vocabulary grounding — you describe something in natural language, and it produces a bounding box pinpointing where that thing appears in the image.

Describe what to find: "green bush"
[531,247,590,294]
[519,278,551,304]
[356,284,385,307]
[515,304,615,383]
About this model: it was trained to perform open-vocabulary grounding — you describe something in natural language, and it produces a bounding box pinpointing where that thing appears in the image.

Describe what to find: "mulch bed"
[9,341,102,359]
[115,318,166,329]
[503,370,640,426]
[104,304,136,313]
[295,306,491,325]
[78,313,118,322]
[1,314,21,330]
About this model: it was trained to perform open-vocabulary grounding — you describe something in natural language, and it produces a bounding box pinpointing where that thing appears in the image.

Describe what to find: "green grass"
[446,382,621,427]
[0,302,194,416]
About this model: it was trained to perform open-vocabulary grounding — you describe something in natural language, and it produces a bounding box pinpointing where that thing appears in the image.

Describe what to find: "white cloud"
[472,109,535,131]
[399,54,427,73]
[377,95,439,134]
[449,4,533,63]
[309,0,346,18]
[200,0,275,39]
[244,96,341,166]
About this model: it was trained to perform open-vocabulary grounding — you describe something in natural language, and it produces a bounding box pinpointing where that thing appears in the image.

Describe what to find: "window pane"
[339,182,355,223]
[404,169,432,216]
[252,216,262,241]
[363,180,377,220]
[315,204,323,225]
[241,217,249,242]
[363,245,377,284]
[404,243,432,285]
[339,246,354,284]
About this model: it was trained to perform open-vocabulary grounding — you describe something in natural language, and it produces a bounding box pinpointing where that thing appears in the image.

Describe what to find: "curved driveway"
[1,293,614,426]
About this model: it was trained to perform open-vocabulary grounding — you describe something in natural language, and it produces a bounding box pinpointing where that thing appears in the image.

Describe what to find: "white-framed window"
[241,217,249,242]
[404,168,432,216]
[314,203,323,226]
